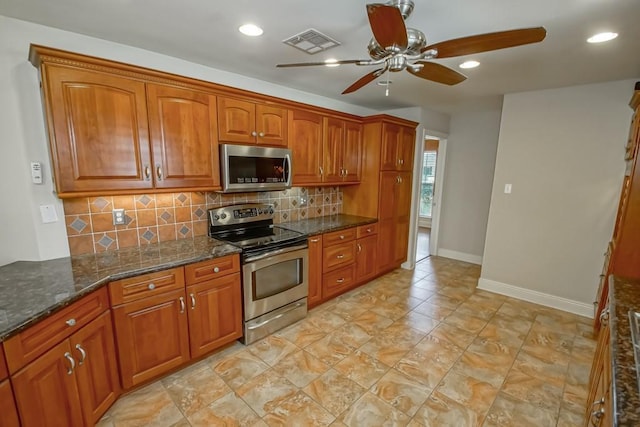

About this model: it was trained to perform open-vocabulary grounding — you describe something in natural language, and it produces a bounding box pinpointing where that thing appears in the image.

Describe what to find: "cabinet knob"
[65,318,76,327]
[339,235,345,240]
[148,283,156,290]
[366,228,372,233]
[336,278,345,284]
[213,266,220,273]
[251,131,258,137]
[310,238,320,243]
[337,254,345,259]
[259,132,265,137]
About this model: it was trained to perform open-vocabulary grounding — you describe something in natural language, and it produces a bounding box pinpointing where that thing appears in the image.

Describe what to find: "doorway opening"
[416,139,438,262]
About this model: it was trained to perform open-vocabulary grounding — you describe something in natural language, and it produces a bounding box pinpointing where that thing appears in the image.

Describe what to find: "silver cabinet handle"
[344,169,348,176]
[75,344,87,366]
[591,397,605,407]
[179,297,185,314]
[64,352,75,375]
[144,165,151,180]
[213,267,220,273]
[590,408,605,425]
[336,278,345,284]
[148,283,156,290]
[319,166,324,176]
[190,293,196,310]
[310,238,320,243]
[66,318,76,327]
[396,176,401,184]
[156,164,163,180]
[398,176,403,184]
[600,307,610,326]
[336,254,345,259]
[366,228,372,233]
[357,243,362,253]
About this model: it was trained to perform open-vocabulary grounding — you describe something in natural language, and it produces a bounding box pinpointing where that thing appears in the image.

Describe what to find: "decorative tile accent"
[63,187,342,255]
[141,229,156,242]
[97,234,115,248]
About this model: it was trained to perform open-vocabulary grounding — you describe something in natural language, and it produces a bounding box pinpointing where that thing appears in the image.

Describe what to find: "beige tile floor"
[98,256,596,427]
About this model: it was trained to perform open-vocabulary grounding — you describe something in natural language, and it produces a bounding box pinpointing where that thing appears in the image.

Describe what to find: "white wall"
[437,105,503,264]
[480,79,637,314]
[0,16,387,265]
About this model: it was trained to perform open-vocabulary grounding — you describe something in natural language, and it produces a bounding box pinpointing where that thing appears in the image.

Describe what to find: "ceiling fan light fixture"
[587,32,618,43]
[459,60,480,69]
[239,24,263,37]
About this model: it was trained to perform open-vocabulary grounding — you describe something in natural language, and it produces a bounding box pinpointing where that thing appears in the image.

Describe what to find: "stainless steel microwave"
[219,144,292,193]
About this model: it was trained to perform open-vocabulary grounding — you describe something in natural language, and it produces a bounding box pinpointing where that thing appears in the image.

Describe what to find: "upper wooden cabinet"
[40,63,153,195]
[31,45,223,197]
[146,84,220,189]
[323,117,362,184]
[217,97,287,147]
[380,122,415,171]
[289,109,324,184]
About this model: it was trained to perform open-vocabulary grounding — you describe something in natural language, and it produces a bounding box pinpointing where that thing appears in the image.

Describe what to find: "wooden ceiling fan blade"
[423,27,547,58]
[276,59,365,68]
[408,61,467,86]
[342,68,385,94]
[367,3,408,50]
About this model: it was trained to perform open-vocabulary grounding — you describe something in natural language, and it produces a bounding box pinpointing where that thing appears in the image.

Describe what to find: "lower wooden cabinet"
[585,307,612,427]
[112,288,190,389]
[187,273,243,358]
[307,236,323,308]
[0,379,20,427]
[11,310,119,427]
[377,171,412,273]
[356,234,378,284]
[323,265,356,299]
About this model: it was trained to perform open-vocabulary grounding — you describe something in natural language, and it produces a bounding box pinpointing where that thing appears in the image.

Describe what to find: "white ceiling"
[1,0,639,113]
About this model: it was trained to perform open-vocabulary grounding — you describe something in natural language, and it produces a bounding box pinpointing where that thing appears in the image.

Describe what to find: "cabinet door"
[398,127,415,172]
[186,273,243,358]
[42,64,152,195]
[12,340,84,427]
[342,121,363,182]
[256,104,287,147]
[377,172,399,272]
[146,84,220,189]
[217,97,256,143]
[0,380,20,427]
[70,311,120,426]
[112,289,190,389]
[289,110,323,185]
[323,117,345,183]
[356,235,378,284]
[380,123,401,171]
[393,172,413,265]
[307,236,323,308]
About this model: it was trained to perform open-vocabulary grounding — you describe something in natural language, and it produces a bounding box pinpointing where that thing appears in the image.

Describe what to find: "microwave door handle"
[283,153,292,186]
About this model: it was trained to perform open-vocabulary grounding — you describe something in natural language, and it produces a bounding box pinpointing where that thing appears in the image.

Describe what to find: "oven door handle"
[247,301,306,330]
[244,243,308,263]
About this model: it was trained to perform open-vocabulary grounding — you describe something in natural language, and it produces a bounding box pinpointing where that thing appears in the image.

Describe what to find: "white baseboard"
[437,249,482,265]
[477,277,594,318]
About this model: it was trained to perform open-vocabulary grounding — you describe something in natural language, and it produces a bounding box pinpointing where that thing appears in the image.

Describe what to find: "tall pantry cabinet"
[594,82,640,330]
[342,115,418,274]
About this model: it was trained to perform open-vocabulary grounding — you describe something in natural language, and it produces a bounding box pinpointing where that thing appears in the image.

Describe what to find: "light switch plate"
[39,205,58,223]
[504,184,512,194]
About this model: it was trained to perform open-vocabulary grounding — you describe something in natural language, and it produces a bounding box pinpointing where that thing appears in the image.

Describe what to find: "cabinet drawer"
[323,227,356,247]
[0,346,7,381]
[109,267,185,305]
[323,265,356,298]
[323,241,356,273]
[185,254,240,285]
[357,222,378,238]
[4,287,109,374]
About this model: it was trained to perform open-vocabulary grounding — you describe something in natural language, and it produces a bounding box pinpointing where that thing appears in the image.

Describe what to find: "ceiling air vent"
[283,29,341,54]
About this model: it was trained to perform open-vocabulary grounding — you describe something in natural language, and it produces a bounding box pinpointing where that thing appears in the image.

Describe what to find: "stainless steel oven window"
[252,258,303,300]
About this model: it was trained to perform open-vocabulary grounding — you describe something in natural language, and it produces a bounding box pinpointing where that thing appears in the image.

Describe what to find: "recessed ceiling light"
[587,32,618,43]
[459,60,480,69]
[239,24,263,37]
[324,59,340,67]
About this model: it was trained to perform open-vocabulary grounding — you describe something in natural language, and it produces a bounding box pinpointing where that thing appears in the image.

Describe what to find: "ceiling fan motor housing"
[386,0,414,19]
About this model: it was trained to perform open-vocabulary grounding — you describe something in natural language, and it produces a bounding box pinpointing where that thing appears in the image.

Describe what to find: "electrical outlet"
[299,195,308,207]
[112,209,126,225]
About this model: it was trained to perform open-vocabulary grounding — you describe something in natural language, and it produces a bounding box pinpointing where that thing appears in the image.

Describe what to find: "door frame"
[403,128,448,269]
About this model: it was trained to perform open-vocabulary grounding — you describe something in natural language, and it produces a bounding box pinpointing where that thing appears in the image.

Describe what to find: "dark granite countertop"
[279,214,377,236]
[0,236,240,342]
[610,275,640,426]
[0,214,376,343]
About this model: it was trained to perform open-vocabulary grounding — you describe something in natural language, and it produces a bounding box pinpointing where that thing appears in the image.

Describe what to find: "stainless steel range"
[208,203,308,344]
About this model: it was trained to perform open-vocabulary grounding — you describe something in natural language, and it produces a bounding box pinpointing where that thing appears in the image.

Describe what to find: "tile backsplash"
[63,187,343,256]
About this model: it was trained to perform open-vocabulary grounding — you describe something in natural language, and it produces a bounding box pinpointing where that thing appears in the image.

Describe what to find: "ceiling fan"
[276,0,546,94]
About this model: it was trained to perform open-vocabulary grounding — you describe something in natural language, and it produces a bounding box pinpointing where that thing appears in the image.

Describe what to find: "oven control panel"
[208,203,275,226]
